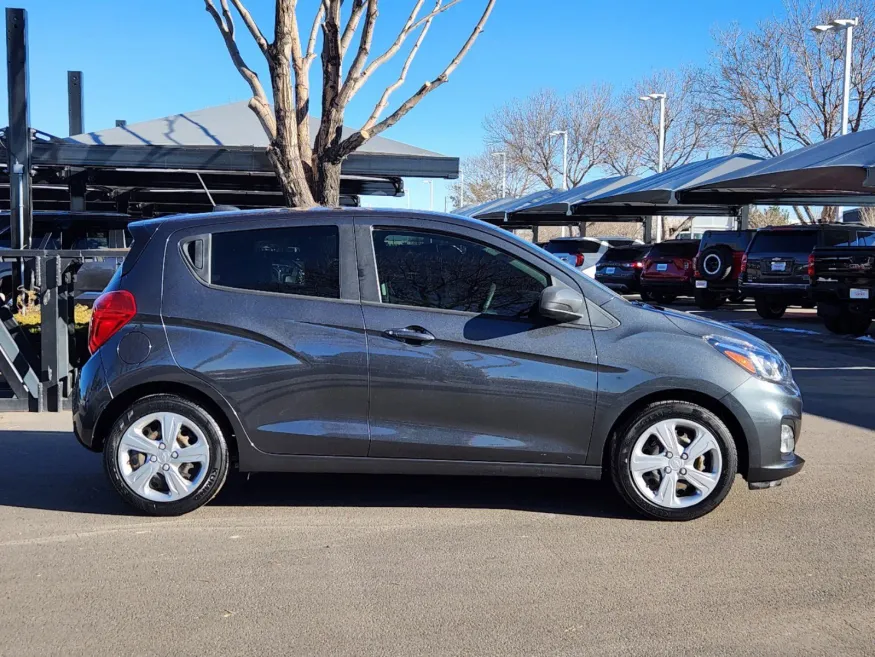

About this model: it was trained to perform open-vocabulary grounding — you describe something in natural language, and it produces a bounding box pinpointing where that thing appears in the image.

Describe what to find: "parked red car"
[640,239,700,304]
[692,230,756,309]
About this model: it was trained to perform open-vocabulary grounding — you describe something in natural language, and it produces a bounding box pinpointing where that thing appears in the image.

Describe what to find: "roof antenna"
[195,172,216,207]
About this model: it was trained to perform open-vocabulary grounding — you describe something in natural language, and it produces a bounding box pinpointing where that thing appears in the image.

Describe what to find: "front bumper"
[721,375,805,485]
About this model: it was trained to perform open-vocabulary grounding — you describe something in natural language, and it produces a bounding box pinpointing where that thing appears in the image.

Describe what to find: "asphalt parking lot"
[1,300,874,657]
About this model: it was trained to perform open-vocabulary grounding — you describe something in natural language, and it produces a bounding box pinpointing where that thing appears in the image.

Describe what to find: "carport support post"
[6,7,33,292]
[739,205,750,231]
[67,71,87,212]
[39,256,69,412]
[643,216,654,244]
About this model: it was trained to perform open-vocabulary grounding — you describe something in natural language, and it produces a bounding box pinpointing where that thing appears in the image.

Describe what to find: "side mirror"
[539,285,585,322]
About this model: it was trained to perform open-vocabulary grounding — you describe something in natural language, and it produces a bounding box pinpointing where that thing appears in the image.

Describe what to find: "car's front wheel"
[755,297,787,320]
[611,401,738,521]
[103,394,230,516]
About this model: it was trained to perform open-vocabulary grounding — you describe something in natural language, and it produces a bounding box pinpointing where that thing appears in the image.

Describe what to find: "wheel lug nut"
[171,451,179,459]
[680,468,687,475]
[666,452,673,458]
[682,453,688,460]
[159,443,166,450]
[162,464,170,471]
[150,455,157,463]
[664,466,672,474]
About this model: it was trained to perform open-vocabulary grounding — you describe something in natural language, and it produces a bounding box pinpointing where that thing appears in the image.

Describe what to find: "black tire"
[639,289,653,302]
[651,292,678,305]
[846,316,872,337]
[728,292,746,304]
[103,394,230,516]
[823,315,848,335]
[755,297,787,320]
[694,289,724,310]
[611,401,738,521]
[697,245,733,282]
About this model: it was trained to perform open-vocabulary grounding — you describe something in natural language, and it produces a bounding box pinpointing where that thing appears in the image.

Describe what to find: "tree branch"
[341,0,379,97]
[361,1,440,132]
[306,4,325,62]
[204,0,276,137]
[337,0,496,157]
[340,0,367,56]
[228,0,269,54]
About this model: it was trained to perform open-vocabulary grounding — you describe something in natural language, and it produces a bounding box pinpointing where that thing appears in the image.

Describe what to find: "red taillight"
[575,253,585,267]
[633,261,644,269]
[807,253,815,278]
[740,253,748,274]
[88,290,137,354]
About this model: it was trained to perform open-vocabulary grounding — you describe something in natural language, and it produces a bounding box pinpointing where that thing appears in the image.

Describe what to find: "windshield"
[544,239,602,254]
[603,245,650,262]
[647,241,700,258]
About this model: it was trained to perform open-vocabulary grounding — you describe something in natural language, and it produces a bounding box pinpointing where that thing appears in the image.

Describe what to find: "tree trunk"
[269,47,316,208]
[316,159,343,206]
[578,221,587,237]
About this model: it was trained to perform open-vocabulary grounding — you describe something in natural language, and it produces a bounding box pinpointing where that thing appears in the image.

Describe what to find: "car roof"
[757,222,865,232]
[545,236,605,243]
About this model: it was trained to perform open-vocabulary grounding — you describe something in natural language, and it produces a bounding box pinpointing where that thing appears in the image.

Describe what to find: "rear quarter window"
[545,240,602,254]
[210,225,340,299]
[648,241,700,258]
[701,231,753,251]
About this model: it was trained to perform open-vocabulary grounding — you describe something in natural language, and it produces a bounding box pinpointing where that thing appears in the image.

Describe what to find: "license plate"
[770,261,787,272]
[850,288,870,299]
[605,267,615,274]
[656,263,668,272]
[695,280,707,289]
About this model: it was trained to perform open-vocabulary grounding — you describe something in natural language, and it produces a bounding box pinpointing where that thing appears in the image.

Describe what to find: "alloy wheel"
[117,412,211,502]
[629,418,723,509]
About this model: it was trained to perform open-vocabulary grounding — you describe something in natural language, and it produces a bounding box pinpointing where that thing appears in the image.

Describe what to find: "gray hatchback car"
[73,208,804,520]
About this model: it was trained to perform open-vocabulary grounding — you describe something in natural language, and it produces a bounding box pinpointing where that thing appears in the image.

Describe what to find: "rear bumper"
[641,279,693,294]
[596,275,639,293]
[72,351,113,452]
[693,278,740,293]
[740,282,810,300]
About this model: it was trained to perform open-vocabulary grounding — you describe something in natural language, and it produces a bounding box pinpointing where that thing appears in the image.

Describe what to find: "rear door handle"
[383,326,435,344]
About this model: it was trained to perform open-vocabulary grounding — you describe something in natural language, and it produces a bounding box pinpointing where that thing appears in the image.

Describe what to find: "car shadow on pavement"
[0,429,638,520]
[213,472,639,520]
[0,430,132,516]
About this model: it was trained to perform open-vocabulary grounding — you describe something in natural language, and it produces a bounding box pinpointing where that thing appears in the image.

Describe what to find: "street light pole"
[493,151,507,198]
[549,130,568,191]
[640,92,667,241]
[423,180,434,211]
[812,17,858,221]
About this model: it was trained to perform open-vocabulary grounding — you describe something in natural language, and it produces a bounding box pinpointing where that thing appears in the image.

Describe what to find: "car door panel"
[162,216,370,457]
[356,218,599,465]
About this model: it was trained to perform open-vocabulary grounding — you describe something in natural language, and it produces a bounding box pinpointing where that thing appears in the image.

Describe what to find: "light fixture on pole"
[639,92,667,241]
[812,17,858,222]
[492,151,507,198]
[422,180,434,211]
[549,130,569,191]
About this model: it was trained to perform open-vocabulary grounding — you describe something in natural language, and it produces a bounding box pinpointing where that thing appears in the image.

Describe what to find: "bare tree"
[858,206,875,226]
[700,0,875,221]
[604,68,715,177]
[205,0,495,207]
[482,84,614,191]
[449,150,535,208]
[749,206,791,228]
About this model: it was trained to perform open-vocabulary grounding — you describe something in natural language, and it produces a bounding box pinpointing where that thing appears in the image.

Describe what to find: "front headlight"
[705,335,791,383]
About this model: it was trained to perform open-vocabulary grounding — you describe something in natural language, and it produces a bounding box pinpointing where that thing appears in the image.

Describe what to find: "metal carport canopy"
[679,129,875,206]
[459,188,565,222]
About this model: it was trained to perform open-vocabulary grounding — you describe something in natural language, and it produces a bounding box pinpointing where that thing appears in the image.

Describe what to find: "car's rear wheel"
[611,401,738,521]
[728,293,746,304]
[755,297,787,320]
[694,289,723,310]
[639,289,653,302]
[825,313,872,337]
[103,394,229,516]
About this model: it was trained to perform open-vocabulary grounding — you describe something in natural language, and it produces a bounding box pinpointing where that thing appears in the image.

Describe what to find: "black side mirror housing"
[539,285,585,322]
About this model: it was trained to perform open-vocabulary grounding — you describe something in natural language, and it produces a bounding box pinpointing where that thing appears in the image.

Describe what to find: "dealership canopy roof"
[456,188,564,221]
[511,176,638,216]
[0,101,459,216]
[681,129,875,206]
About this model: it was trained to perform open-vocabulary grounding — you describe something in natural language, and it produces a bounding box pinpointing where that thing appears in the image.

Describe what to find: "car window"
[602,246,650,261]
[544,239,602,254]
[210,225,340,299]
[702,231,753,251]
[372,228,549,318]
[821,230,853,247]
[647,241,700,258]
[749,231,817,254]
[70,229,110,250]
[852,230,875,246]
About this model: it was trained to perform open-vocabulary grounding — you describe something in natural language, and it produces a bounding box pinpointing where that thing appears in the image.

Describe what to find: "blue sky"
[1,0,788,210]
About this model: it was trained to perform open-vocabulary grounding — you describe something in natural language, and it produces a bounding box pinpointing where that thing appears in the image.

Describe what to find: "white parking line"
[792,366,875,371]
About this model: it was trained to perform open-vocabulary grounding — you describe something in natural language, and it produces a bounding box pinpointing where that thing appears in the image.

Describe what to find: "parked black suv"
[741,224,859,319]
[73,209,803,520]
[594,244,650,294]
[0,211,131,305]
[693,230,755,310]
[809,226,875,336]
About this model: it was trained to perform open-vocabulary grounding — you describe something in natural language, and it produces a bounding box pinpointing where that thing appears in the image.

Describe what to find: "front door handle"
[383,326,435,344]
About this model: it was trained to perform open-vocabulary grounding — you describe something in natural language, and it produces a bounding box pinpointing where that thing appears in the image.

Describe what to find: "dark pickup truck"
[809,228,875,336]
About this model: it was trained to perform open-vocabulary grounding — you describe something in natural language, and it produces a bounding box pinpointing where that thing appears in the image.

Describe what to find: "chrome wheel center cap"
[159,450,172,464]
[670,458,682,471]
